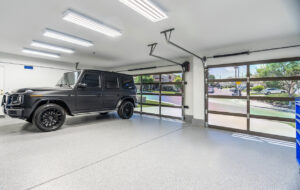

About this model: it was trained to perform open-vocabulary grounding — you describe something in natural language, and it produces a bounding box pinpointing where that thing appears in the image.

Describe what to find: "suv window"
[81,72,100,88]
[105,75,119,89]
[121,76,135,89]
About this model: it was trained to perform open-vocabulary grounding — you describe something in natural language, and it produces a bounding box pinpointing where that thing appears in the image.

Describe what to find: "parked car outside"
[261,88,286,95]
[208,86,214,93]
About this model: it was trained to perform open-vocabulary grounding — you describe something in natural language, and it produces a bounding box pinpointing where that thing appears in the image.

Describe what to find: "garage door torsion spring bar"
[160,28,300,62]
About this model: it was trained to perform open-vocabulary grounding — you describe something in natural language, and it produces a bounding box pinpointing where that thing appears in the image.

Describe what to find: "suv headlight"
[9,94,24,105]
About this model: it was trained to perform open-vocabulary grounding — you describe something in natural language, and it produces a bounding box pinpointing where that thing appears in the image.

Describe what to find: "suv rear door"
[102,73,120,109]
[76,71,102,112]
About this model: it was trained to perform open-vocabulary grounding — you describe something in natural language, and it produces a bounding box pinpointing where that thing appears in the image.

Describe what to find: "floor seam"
[26,126,186,190]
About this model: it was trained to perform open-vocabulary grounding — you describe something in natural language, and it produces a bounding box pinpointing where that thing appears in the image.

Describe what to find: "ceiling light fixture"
[43,29,93,47]
[119,0,168,22]
[63,9,122,38]
[31,41,74,54]
[22,48,60,58]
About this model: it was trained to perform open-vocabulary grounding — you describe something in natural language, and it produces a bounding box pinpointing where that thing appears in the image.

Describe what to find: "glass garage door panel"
[250,118,296,138]
[134,76,141,83]
[250,61,300,78]
[142,95,159,105]
[161,95,182,107]
[250,100,295,119]
[161,107,182,118]
[134,104,141,112]
[142,84,160,94]
[161,73,182,82]
[161,84,182,95]
[209,65,247,79]
[208,82,247,96]
[208,113,247,130]
[142,105,159,115]
[135,84,141,93]
[142,74,160,83]
[250,81,299,97]
[208,98,247,114]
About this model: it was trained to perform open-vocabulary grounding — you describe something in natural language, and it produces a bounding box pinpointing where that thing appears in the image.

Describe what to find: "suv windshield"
[56,71,81,88]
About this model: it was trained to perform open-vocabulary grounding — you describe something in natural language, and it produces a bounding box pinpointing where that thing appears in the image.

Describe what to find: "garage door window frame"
[134,71,185,120]
[205,57,300,141]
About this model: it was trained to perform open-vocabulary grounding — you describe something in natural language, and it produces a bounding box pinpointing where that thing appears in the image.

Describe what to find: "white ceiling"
[0,0,299,68]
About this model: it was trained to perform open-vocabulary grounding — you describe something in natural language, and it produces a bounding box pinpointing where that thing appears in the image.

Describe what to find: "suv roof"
[81,69,133,76]
[81,69,132,77]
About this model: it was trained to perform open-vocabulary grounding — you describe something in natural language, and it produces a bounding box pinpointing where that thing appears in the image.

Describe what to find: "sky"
[208,65,262,79]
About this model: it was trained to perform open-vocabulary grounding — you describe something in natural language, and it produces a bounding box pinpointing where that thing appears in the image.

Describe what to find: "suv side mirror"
[77,83,87,88]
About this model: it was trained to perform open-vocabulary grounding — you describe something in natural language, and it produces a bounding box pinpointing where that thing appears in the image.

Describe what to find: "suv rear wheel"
[118,101,134,119]
[33,104,66,132]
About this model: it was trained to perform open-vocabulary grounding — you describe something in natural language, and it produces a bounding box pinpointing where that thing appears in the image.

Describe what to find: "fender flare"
[28,98,73,119]
[116,96,136,108]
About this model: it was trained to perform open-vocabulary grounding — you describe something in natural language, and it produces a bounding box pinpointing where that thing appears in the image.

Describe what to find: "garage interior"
[0,0,300,189]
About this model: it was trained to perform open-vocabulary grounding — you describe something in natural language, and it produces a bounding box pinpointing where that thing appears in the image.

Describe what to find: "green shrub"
[252,85,264,92]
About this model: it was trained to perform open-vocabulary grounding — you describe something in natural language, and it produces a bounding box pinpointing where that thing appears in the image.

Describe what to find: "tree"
[255,61,300,97]
[208,75,215,80]
[174,75,182,90]
[142,75,154,83]
[255,61,300,108]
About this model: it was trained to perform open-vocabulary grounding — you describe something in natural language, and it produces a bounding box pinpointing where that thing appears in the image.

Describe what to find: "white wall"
[192,57,205,121]
[0,51,109,92]
[0,52,74,92]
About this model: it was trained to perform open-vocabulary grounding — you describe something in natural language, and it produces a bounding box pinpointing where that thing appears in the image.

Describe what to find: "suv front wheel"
[33,104,66,132]
[118,101,134,119]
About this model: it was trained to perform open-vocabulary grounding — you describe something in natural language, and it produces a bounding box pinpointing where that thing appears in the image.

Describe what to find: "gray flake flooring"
[0,113,299,190]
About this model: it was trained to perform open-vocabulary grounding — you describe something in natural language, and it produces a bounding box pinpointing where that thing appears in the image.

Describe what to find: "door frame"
[0,65,5,116]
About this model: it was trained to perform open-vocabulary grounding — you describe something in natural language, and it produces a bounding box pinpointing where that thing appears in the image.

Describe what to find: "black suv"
[1,70,137,132]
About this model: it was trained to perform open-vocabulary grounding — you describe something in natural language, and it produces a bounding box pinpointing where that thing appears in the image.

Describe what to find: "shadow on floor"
[0,113,124,135]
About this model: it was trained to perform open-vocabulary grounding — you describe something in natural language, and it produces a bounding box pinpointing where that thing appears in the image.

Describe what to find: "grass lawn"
[149,91,181,95]
[250,107,294,119]
[137,100,174,107]
[250,93,299,98]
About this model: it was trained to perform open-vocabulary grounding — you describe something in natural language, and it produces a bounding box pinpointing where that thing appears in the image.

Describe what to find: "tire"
[100,112,109,115]
[33,104,66,132]
[281,91,285,94]
[117,101,134,119]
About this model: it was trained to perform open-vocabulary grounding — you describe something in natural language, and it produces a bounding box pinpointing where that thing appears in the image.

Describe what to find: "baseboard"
[184,115,193,123]
[192,118,205,127]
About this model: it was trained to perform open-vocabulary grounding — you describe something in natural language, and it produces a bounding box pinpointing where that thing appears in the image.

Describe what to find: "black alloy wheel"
[33,104,66,132]
[118,101,134,119]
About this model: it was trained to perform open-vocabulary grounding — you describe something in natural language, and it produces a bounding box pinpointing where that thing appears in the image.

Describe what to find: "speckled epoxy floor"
[0,113,299,190]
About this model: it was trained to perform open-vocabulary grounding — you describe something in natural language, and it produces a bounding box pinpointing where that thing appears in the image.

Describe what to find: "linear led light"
[63,9,122,37]
[31,41,74,54]
[43,29,93,47]
[22,48,60,58]
[119,0,168,22]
